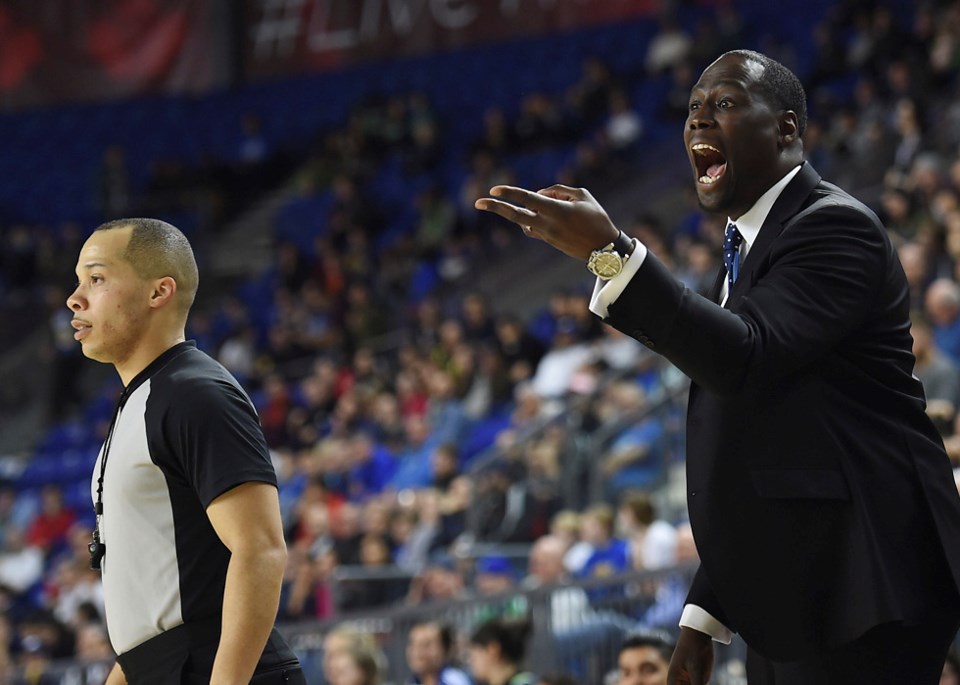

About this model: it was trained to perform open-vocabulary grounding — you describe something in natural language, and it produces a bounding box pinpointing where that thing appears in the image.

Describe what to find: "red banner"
[0,0,230,110]
[246,0,659,78]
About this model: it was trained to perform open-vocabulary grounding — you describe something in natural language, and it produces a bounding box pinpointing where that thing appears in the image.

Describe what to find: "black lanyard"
[89,385,131,570]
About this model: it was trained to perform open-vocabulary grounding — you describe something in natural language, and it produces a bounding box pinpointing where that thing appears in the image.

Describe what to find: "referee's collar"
[124,340,197,395]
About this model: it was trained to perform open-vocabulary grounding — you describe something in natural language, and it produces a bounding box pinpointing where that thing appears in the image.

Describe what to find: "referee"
[67,219,304,684]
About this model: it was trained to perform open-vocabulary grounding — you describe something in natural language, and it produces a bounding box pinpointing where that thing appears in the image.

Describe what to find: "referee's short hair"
[96,218,199,317]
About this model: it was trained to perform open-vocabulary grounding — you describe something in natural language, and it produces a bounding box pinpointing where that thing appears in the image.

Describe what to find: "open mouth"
[71,319,91,341]
[692,144,727,185]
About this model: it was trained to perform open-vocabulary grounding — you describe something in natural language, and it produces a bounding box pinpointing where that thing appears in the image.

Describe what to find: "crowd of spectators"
[3,0,960,681]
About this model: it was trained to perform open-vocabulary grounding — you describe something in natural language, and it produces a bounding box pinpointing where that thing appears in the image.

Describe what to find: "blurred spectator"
[391,497,437,573]
[17,609,75,661]
[238,112,269,164]
[474,555,518,597]
[75,622,112,662]
[567,56,617,127]
[596,384,665,499]
[575,504,630,580]
[925,278,960,365]
[2,225,37,303]
[616,494,677,572]
[283,540,337,621]
[891,99,925,176]
[675,241,717,298]
[435,479,471,552]
[525,535,569,588]
[467,616,536,685]
[405,620,471,685]
[514,93,568,150]
[459,150,512,232]
[524,535,590,634]
[611,632,673,685]
[474,107,514,160]
[331,503,364,565]
[390,418,439,492]
[0,488,37,545]
[416,186,458,257]
[407,554,468,604]
[461,293,496,345]
[324,627,386,685]
[471,462,525,542]
[431,444,460,493]
[912,314,960,434]
[604,89,643,156]
[44,285,85,419]
[66,622,114,685]
[217,324,257,386]
[338,532,409,611]
[659,61,697,123]
[0,526,43,595]
[645,16,692,75]
[550,511,592,575]
[899,241,932,310]
[495,315,546,385]
[348,433,398,501]
[25,485,75,554]
[882,187,924,242]
[406,118,443,175]
[530,320,595,399]
[97,144,130,219]
[48,557,105,628]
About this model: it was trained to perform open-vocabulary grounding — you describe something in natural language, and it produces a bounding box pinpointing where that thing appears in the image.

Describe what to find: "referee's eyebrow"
[75,262,109,278]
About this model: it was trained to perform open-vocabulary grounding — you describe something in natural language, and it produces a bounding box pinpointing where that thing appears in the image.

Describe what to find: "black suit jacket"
[605,163,960,660]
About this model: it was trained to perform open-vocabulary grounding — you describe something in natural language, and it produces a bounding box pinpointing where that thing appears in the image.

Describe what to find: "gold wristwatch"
[586,231,635,280]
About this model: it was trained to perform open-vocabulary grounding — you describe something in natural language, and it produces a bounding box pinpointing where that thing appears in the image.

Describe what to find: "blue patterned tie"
[723,222,743,292]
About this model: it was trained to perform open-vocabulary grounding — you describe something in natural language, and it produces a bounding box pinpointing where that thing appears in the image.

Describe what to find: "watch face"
[592,252,623,278]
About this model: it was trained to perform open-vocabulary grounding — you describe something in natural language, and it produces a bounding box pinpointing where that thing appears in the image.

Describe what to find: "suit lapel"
[727,162,822,304]
[707,267,726,304]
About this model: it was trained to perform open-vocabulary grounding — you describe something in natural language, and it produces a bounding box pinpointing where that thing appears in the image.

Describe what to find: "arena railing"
[15,562,761,685]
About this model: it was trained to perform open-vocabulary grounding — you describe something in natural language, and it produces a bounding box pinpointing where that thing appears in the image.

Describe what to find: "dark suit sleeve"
[606,203,890,395]
[685,565,733,629]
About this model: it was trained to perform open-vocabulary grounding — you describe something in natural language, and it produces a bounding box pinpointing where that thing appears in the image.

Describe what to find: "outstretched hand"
[475,184,621,261]
[668,628,715,685]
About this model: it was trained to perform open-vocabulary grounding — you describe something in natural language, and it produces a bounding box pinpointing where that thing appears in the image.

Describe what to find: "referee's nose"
[66,286,85,312]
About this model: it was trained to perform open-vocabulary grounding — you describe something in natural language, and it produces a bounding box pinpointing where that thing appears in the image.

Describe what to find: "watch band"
[612,230,634,257]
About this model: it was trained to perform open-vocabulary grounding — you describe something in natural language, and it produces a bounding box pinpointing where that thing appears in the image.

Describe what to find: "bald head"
[529,535,568,584]
[925,278,960,327]
[95,218,199,318]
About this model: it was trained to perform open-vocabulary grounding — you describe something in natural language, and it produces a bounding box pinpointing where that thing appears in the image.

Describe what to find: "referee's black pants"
[116,619,305,685]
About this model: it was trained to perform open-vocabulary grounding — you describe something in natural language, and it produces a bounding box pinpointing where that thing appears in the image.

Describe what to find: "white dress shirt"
[588,164,802,642]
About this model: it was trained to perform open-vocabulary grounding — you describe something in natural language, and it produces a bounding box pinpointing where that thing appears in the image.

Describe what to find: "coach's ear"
[778,110,799,149]
[149,276,178,310]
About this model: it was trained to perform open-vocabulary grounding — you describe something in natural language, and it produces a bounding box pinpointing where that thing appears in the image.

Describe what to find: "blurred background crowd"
[3,0,960,683]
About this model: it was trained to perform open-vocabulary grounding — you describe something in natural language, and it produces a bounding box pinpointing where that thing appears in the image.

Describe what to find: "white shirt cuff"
[588,240,647,319]
[679,604,734,644]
